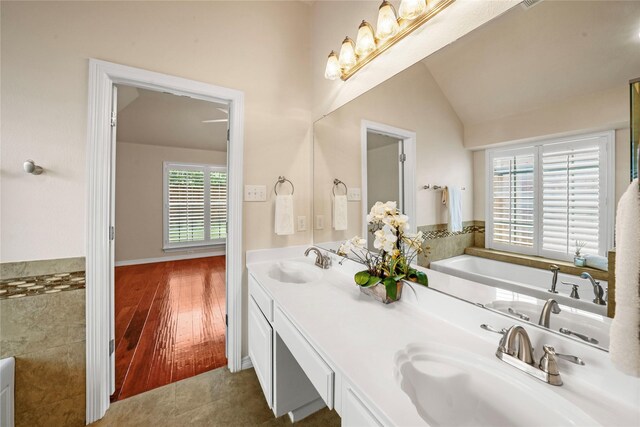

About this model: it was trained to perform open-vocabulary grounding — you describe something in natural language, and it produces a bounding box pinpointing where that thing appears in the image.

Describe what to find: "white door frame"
[85,59,244,424]
[360,120,416,239]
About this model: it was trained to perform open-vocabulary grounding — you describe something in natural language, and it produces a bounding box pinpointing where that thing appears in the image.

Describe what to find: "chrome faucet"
[548,265,560,293]
[304,247,332,269]
[538,299,561,328]
[580,272,606,305]
[485,324,584,386]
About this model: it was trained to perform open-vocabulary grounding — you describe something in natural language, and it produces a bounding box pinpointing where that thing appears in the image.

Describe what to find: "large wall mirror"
[313,0,640,352]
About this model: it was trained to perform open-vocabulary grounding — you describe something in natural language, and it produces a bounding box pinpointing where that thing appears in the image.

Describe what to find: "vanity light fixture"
[324,0,455,81]
[355,21,376,57]
[376,1,400,41]
[399,0,428,21]
[324,51,341,81]
[338,37,357,70]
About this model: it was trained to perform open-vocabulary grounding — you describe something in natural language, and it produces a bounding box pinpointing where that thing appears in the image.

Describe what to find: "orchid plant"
[338,201,428,301]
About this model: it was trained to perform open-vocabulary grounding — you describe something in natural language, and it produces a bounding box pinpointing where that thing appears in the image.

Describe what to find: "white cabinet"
[248,296,273,408]
[342,385,382,427]
[248,274,336,423]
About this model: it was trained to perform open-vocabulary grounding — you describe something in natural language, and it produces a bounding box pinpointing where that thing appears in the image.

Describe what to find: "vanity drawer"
[274,307,334,409]
[249,274,273,321]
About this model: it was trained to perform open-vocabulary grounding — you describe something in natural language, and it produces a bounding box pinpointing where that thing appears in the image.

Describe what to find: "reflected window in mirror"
[486,130,614,262]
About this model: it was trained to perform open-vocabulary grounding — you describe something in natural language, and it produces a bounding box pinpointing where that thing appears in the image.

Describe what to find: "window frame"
[485,130,615,261]
[162,161,227,250]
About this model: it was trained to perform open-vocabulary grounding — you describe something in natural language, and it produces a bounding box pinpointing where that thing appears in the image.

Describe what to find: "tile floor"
[93,367,341,426]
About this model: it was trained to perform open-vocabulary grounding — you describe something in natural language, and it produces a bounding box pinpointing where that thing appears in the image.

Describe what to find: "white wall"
[0,1,313,263]
[115,142,227,263]
[311,0,520,119]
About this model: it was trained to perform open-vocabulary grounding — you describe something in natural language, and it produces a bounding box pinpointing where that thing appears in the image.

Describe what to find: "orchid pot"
[338,201,429,304]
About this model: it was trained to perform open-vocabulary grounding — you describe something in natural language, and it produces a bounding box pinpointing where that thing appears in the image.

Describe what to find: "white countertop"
[246,249,640,426]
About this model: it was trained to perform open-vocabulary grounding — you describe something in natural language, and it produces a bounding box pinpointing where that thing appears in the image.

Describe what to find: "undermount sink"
[394,343,597,427]
[267,261,323,284]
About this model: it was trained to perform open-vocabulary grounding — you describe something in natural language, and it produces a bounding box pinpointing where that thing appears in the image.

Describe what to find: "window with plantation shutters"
[491,149,536,252]
[163,162,227,249]
[541,142,602,258]
[486,131,613,261]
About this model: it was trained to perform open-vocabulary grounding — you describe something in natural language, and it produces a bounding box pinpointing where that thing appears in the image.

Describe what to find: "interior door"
[365,131,404,250]
[108,84,118,393]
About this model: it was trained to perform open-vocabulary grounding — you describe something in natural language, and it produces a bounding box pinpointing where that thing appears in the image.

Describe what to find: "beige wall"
[0,1,313,362]
[0,1,312,263]
[470,85,631,223]
[313,62,472,245]
[115,142,227,263]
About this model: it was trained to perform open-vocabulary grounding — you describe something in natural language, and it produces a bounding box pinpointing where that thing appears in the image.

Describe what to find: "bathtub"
[0,357,14,427]
[430,255,608,316]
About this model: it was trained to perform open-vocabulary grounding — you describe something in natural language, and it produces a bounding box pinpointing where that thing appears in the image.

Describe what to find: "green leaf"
[354,271,370,286]
[364,275,382,288]
[383,277,398,301]
[414,270,428,286]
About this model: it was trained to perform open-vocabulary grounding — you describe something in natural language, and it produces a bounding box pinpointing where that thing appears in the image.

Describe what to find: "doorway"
[360,120,416,244]
[110,86,229,401]
[86,59,244,423]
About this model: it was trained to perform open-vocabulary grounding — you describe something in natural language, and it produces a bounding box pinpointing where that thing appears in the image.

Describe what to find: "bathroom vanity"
[247,247,640,426]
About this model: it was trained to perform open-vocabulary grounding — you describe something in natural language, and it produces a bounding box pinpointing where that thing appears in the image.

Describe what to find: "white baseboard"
[115,250,226,266]
[241,356,253,370]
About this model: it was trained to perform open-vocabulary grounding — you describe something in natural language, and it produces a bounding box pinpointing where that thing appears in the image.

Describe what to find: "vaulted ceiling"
[422,0,640,126]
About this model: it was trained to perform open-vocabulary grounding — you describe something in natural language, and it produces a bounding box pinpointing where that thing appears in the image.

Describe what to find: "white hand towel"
[333,195,348,231]
[610,179,640,377]
[274,195,294,236]
[447,187,463,233]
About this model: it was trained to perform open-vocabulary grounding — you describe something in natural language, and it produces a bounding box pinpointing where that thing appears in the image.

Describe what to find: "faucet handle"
[561,282,580,299]
[550,264,560,272]
[539,345,561,376]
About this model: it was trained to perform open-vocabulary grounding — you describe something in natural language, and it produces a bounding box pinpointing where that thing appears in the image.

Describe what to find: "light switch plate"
[315,215,324,230]
[347,187,361,201]
[297,216,307,232]
[244,185,267,201]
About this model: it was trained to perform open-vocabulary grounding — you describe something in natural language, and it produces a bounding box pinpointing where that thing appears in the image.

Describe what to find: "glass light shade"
[376,1,400,41]
[338,37,357,70]
[355,20,376,57]
[324,51,341,80]
[399,0,427,20]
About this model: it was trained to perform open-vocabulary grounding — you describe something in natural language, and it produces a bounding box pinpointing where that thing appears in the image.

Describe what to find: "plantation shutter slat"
[164,163,227,248]
[491,152,535,248]
[542,144,601,256]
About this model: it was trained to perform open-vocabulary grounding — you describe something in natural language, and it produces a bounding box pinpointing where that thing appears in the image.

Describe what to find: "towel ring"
[274,176,294,195]
[332,179,347,196]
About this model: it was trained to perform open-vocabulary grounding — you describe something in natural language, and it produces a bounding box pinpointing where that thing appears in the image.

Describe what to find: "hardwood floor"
[111,256,227,402]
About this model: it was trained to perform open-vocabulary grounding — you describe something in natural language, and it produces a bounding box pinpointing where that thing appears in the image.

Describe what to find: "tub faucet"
[580,272,606,305]
[538,299,561,328]
[304,247,332,269]
[548,265,560,293]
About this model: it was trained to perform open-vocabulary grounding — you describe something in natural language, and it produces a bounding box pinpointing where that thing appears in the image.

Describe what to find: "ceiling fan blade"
[202,119,228,123]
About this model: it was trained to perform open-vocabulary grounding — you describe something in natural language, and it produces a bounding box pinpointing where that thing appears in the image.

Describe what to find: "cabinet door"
[249,296,273,408]
[342,387,382,427]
